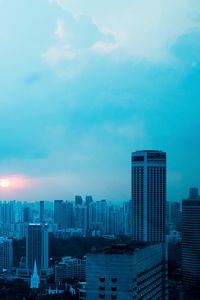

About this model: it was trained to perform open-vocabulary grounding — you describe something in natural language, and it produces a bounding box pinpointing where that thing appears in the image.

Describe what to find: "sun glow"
[0,179,10,188]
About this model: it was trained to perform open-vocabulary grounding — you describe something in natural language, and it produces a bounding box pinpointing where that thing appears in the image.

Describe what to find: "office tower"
[26,224,49,273]
[54,200,73,229]
[170,201,181,231]
[75,195,83,206]
[74,204,87,235]
[23,207,30,223]
[182,188,200,296]
[0,237,13,273]
[40,201,44,223]
[86,242,168,300]
[131,150,166,242]
[54,200,64,229]
[95,200,108,234]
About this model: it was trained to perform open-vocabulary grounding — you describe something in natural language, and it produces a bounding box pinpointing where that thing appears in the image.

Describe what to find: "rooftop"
[92,242,156,255]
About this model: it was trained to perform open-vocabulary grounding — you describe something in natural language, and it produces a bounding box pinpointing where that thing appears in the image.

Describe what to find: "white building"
[55,256,86,283]
[86,243,168,300]
[30,260,40,289]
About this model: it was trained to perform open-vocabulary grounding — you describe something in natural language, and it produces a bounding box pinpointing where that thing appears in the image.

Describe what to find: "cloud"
[42,45,76,65]
[51,0,200,62]
[91,41,119,54]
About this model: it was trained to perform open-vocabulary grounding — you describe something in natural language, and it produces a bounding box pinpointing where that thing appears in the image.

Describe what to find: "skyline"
[0,0,200,201]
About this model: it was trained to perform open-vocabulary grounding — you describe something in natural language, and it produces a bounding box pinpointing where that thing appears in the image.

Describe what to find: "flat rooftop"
[92,242,156,255]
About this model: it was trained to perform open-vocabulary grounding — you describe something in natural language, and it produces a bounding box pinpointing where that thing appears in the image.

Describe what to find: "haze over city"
[1,0,200,201]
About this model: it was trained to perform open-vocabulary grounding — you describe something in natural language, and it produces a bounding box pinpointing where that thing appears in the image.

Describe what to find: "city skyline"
[0,1,200,202]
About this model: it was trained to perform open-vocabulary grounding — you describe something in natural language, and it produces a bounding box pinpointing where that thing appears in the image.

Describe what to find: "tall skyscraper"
[131,150,166,242]
[26,224,49,273]
[54,200,64,229]
[182,188,200,296]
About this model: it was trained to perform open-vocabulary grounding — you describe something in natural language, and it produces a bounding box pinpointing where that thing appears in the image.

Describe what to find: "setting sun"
[0,179,10,188]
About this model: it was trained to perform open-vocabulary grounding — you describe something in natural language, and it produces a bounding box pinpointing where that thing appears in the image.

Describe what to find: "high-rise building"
[40,201,44,223]
[170,201,181,231]
[26,224,49,273]
[75,195,83,206]
[54,200,74,229]
[86,242,168,300]
[74,204,87,235]
[131,150,166,242]
[182,188,200,296]
[54,200,64,229]
[23,207,30,223]
[0,237,13,273]
[86,196,93,231]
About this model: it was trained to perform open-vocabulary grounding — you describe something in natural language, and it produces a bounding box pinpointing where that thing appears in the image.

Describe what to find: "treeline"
[13,234,130,267]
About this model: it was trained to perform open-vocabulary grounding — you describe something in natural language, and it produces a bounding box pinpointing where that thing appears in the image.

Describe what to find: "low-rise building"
[86,242,168,300]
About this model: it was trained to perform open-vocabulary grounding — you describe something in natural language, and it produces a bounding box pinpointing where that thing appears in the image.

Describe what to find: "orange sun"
[0,179,10,188]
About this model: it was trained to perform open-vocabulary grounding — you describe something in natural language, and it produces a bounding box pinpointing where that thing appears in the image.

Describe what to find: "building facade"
[55,256,86,283]
[182,188,200,296]
[0,237,13,273]
[86,243,168,300]
[26,223,49,273]
[131,150,166,242]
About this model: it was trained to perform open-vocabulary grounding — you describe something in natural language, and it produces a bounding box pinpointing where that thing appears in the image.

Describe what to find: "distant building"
[54,228,83,239]
[86,242,168,300]
[170,201,181,231]
[74,205,87,235]
[131,150,166,242]
[54,200,74,229]
[54,200,64,229]
[0,237,13,274]
[40,201,44,223]
[75,196,83,206]
[26,224,49,274]
[55,256,86,283]
[23,207,30,223]
[182,188,200,296]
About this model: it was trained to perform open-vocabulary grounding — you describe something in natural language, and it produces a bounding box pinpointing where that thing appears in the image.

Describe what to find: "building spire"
[30,260,40,289]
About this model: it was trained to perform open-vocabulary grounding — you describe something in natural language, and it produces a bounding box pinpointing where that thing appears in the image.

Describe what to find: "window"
[99,294,105,299]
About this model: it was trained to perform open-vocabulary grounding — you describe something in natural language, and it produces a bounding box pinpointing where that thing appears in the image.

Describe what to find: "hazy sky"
[0,0,200,201]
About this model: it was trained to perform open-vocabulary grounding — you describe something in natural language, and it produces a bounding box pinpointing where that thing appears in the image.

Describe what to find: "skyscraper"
[0,237,13,273]
[131,150,166,242]
[54,200,64,229]
[26,224,49,273]
[182,188,200,296]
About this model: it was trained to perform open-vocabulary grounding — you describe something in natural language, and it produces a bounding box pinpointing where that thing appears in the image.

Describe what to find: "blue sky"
[0,0,200,201]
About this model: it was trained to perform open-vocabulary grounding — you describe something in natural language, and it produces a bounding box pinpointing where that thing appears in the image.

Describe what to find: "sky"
[0,0,200,201]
